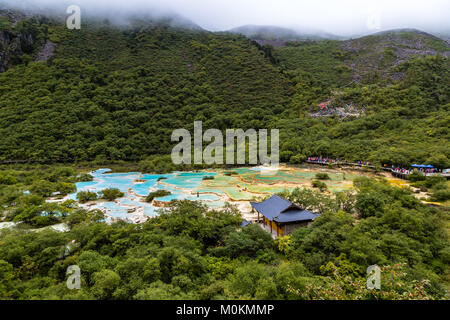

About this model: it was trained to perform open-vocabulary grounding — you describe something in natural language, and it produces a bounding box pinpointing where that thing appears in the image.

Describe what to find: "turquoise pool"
[70,169,224,219]
[69,166,364,221]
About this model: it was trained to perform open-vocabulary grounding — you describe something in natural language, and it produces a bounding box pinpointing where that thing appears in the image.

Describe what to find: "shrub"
[76,191,99,203]
[315,173,331,180]
[30,180,57,197]
[57,182,77,196]
[212,224,274,259]
[290,154,306,164]
[146,190,171,202]
[408,172,426,182]
[355,192,386,218]
[76,174,94,182]
[431,189,450,202]
[412,176,446,189]
[100,188,124,201]
[312,180,328,191]
[0,174,17,185]
[430,183,450,202]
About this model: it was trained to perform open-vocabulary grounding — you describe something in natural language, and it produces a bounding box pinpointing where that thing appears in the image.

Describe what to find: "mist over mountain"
[0,1,202,31]
[1,0,449,37]
[229,25,342,42]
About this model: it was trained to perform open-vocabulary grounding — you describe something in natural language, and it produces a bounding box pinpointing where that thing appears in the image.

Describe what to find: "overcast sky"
[2,0,450,36]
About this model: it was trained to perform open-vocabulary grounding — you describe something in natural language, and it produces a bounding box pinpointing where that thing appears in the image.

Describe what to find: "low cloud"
[1,0,449,36]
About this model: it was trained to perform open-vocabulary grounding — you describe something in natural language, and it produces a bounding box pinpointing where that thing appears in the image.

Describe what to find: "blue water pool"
[69,169,223,219]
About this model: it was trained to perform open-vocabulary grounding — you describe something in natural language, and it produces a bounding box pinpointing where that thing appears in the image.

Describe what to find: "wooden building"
[250,195,319,236]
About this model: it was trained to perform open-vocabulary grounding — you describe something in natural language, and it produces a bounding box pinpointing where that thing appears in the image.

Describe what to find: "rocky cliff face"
[0,9,53,72]
[0,29,34,72]
[340,29,450,82]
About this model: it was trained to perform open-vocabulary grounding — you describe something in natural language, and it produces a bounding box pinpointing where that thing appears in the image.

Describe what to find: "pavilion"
[250,195,319,237]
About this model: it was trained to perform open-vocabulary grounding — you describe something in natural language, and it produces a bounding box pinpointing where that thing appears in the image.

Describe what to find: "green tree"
[100,188,124,201]
[76,191,98,203]
[213,224,274,259]
[91,270,121,300]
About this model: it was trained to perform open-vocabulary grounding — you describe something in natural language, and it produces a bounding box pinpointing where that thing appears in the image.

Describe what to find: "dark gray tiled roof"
[250,195,319,223]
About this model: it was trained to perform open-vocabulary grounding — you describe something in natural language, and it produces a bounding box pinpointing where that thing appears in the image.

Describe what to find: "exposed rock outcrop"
[0,9,55,72]
[35,40,56,62]
[0,28,36,72]
[340,29,450,83]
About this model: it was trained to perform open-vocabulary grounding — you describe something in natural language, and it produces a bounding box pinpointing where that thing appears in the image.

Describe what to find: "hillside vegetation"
[0,165,448,299]
[0,11,448,168]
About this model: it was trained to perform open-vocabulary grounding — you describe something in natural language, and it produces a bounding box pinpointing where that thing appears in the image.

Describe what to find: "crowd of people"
[392,166,412,175]
[307,157,341,164]
[307,157,372,167]
[391,166,442,175]
[307,157,442,177]
[417,168,441,174]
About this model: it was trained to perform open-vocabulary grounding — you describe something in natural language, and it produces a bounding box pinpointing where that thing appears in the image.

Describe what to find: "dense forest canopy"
[0,165,448,299]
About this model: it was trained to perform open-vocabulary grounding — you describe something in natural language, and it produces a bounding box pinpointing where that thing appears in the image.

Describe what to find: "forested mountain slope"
[0,11,292,162]
[274,29,449,84]
[272,30,449,167]
[0,10,448,168]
